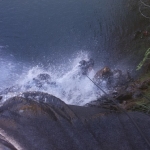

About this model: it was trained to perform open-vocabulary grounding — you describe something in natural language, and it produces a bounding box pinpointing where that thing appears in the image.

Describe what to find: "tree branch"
[140,0,150,8]
[139,5,150,19]
[139,0,150,19]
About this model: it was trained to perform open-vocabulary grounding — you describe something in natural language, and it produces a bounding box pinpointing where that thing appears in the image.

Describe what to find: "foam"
[0,51,105,105]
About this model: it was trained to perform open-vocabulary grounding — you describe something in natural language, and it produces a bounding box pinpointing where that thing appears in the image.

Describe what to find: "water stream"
[0,0,149,105]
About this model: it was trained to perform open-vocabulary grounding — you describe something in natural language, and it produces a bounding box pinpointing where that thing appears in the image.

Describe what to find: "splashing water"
[0,51,104,106]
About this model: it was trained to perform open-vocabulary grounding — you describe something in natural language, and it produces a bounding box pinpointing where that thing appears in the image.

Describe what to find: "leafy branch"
[139,0,150,19]
[137,48,150,70]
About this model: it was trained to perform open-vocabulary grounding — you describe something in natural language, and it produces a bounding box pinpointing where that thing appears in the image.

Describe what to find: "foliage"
[136,48,150,70]
[133,99,150,113]
[131,72,150,114]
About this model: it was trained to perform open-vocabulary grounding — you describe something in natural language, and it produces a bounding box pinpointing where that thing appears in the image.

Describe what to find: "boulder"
[0,73,54,96]
[132,90,144,99]
[32,73,51,88]
[0,92,149,150]
[134,80,148,90]
[36,73,51,81]
[94,67,132,89]
[116,91,132,103]
[94,66,113,81]
[0,85,20,95]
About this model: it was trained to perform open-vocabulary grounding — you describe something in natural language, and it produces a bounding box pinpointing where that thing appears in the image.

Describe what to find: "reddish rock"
[94,66,113,80]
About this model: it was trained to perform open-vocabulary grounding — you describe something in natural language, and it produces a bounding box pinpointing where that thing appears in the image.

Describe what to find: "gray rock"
[0,92,149,150]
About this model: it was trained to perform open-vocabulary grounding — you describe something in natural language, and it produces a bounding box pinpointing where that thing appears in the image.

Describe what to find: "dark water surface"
[0,0,149,68]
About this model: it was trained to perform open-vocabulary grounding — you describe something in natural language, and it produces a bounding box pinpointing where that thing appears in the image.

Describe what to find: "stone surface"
[93,67,132,89]
[0,92,149,150]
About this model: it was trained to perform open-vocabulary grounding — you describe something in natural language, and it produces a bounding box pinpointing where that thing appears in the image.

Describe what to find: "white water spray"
[0,51,104,105]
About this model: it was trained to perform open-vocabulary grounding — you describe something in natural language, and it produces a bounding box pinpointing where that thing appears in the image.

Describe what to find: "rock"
[110,69,123,87]
[111,70,133,87]
[93,67,113,89]
[112,69,122,78]
[32,73,51,88]
[0,85,20,95]
[135,81,148,90]
[119,101,136,110]
[0,73,54,95]
[125,71,133,82]
[84,100,104,107]
[94,67,132,89]
[20,91,66,107]
[84,96,114,109]
[79,58,94,75]
[0,92,149,150]
[126,83,136,93]
[94,66,113,80]
[139,83,148,90]
[36,73,51,81]
[132,91,144,99]
[116,91,132,103]
[0,134,17,150]
[145,79,150,86]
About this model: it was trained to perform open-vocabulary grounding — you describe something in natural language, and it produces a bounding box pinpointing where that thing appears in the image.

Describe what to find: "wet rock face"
[0,85,20,95]
[94,67,112,80]
[36,73,51,81]
[0,91,150,150]
[88,70,150,112]
[1,92,76,122]
[32,73,51,88]
[0,73,55,98]
[0,92,79,150]
[79,59,95,75]
[94,67,132,88]
[0,136,17,150]
[0,96,2,101]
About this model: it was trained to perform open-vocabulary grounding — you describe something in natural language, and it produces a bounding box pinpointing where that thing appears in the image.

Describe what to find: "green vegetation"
[136,48,150,70]
[131,71,150,113]
[133,96,150,114]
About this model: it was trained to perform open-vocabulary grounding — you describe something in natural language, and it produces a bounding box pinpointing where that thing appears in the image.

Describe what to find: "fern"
[136,48,150,70]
